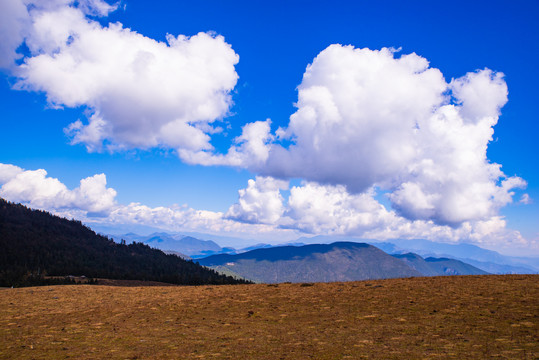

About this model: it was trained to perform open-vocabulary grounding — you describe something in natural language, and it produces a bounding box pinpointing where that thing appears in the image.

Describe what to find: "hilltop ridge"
[198,242,423,283]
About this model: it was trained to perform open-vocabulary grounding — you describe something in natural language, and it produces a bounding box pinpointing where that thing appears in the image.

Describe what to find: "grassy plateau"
[0,275,537,359]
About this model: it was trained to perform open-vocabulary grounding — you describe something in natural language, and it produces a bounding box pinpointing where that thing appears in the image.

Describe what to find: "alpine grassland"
[1,275,537,359]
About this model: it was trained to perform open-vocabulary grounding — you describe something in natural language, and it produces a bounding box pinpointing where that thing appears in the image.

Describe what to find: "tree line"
[0,198,250,287]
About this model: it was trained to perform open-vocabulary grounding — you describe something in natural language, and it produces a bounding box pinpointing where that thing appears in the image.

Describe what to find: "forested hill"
[0,198,249,287]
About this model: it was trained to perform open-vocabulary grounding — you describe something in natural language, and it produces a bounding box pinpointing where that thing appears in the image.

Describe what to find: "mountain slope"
[391,253,441,276]
[198,242,422,283]
[392,253,488,276]
[0,199,248,287]
[423,257,489,275]
[294,236,538,274]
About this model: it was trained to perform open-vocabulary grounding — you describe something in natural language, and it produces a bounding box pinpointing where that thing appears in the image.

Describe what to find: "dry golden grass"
[1,275,537,359]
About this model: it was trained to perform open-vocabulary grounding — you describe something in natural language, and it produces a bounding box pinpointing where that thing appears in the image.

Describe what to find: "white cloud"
[282,182,395,234]
[0,163,116,216]
[0,0,119,70]
[0,162,533,251]
[520,193,532,205]
[226,176,288,224]
[270,180,530,249]
[0,163,23,183]
[82,173,532,250]
[106,202,296,241]
[450,69,508,122]
[77,0,119,16]
[0,163,297,241]
[72,173,117,214]
[179,119,273,168]
[185,45,524,227]
[0,0,29,69]
[239,46,448,188]
[3,0,239,154]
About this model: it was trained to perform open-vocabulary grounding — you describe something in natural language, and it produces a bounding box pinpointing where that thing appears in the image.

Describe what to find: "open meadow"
[1,275,537,359]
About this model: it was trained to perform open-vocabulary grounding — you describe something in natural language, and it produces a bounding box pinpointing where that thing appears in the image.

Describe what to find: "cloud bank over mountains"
[0,0,532,251]
[0,164,530,251]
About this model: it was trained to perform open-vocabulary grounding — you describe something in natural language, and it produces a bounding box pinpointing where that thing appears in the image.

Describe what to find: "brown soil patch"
[0,275,537,359]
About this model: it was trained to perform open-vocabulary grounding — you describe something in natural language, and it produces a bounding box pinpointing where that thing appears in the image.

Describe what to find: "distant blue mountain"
[177,231,259,249]
[240,243,274,252]
[293,235,538,274]
[457,259,536,275]
[393,253,488,276]
[117,232,232,258]
[371,238,539,274]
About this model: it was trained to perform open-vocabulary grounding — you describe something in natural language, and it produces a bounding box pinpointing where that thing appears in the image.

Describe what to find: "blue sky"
[0,0,538,255]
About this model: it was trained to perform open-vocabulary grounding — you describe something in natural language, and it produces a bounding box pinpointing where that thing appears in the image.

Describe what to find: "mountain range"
[114,231,538,275]
[197,242,488,283]
[3,197,534,287]
[392,253,489,276]
[198,242,421,283]
[116,232,235,259]
[109,231,502,282]
[293,235,539,273]
[369,238,539,274]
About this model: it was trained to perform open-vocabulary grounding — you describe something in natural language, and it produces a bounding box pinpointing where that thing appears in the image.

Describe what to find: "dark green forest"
[0,198,249,287]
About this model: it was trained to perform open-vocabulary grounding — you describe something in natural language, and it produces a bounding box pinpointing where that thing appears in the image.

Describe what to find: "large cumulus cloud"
[1,0,239,153]
[0,163,532,250]
[184,45,525,226]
